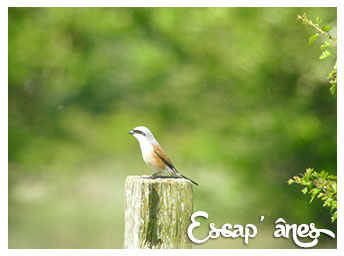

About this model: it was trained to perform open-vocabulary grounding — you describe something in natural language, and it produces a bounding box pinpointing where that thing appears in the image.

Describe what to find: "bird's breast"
[138,141,166,171]
[143,151,166,171]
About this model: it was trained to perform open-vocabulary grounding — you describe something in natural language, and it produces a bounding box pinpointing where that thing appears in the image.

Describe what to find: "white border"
[4,0,341,8]
[3,1,342,256]
[4,249,343,256]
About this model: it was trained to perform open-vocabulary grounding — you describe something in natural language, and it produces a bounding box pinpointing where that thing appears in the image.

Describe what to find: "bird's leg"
[141,173,159,179]
[149,173,159,179]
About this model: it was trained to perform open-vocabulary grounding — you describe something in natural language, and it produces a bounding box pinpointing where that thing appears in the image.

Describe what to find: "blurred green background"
[8,7,337,249]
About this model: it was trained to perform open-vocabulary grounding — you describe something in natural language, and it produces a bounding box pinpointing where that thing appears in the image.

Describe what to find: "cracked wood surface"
[124,176,193,249]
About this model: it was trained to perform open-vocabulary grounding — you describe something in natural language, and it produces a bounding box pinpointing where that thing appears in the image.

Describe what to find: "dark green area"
[8,7,336,248]
[146,185,162,248]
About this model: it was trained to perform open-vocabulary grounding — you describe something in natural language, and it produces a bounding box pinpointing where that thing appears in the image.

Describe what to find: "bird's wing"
[153,143,198,185]
[152,143,176,171]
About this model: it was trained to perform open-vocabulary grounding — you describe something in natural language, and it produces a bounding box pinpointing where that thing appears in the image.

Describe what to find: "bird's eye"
[133,130,146,136]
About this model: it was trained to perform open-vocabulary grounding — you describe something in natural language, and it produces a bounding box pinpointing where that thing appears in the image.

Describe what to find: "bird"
[129,126,198,186]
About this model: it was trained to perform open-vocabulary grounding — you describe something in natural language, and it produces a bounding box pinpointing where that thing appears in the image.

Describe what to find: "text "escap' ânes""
[187,211,336,248]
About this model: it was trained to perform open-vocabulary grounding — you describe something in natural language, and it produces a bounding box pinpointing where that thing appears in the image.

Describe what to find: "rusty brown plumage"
[152,143,176,172]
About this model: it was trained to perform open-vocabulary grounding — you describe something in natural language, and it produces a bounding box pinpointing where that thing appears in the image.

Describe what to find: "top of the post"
[125,175,193,186]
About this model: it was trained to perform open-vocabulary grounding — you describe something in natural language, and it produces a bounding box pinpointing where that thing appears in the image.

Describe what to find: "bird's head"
[129,126,156,143]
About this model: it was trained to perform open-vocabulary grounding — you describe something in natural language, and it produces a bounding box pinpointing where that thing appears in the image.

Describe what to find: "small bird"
[129,126,198,186]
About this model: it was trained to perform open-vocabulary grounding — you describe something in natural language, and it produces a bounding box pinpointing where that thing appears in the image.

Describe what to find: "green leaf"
[320,41,332,49]
[309,33,319,44]
[321,25,333,32]
[306,168,314,174]
[316,17,322,24]
[287,179,294,185]
[331,183,337,192]
[330,83,337,96]
[331,211,337,222]
[319,50,332,60]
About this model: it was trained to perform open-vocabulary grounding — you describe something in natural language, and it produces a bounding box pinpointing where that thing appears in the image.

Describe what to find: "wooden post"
[124,175,193,249]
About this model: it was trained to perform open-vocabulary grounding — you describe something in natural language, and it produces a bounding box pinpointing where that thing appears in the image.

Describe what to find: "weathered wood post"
[124,175,193,249]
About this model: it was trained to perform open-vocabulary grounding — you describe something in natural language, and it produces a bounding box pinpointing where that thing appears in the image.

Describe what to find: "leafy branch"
[297,13,337,95]
[289,14,337,223]
[297,13,336,45]
[288,168,337,222]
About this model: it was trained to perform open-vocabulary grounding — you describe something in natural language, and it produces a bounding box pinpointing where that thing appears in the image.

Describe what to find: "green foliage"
[289,14,337,224]
[297,13,337,95]
[319,49,332,60]
[328,62,337,96]
[288,168,337,222]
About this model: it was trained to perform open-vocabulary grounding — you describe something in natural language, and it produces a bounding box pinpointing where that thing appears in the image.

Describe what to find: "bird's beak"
[128,130,134,135]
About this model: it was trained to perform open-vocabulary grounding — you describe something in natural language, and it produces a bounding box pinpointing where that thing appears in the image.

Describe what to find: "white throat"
[133,134,157,158]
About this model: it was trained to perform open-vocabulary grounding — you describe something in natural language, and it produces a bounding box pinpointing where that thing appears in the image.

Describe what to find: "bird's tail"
[181,174,199,186]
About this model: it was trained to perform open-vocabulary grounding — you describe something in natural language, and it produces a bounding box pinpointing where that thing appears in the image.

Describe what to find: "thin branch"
[297,13,337,45]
